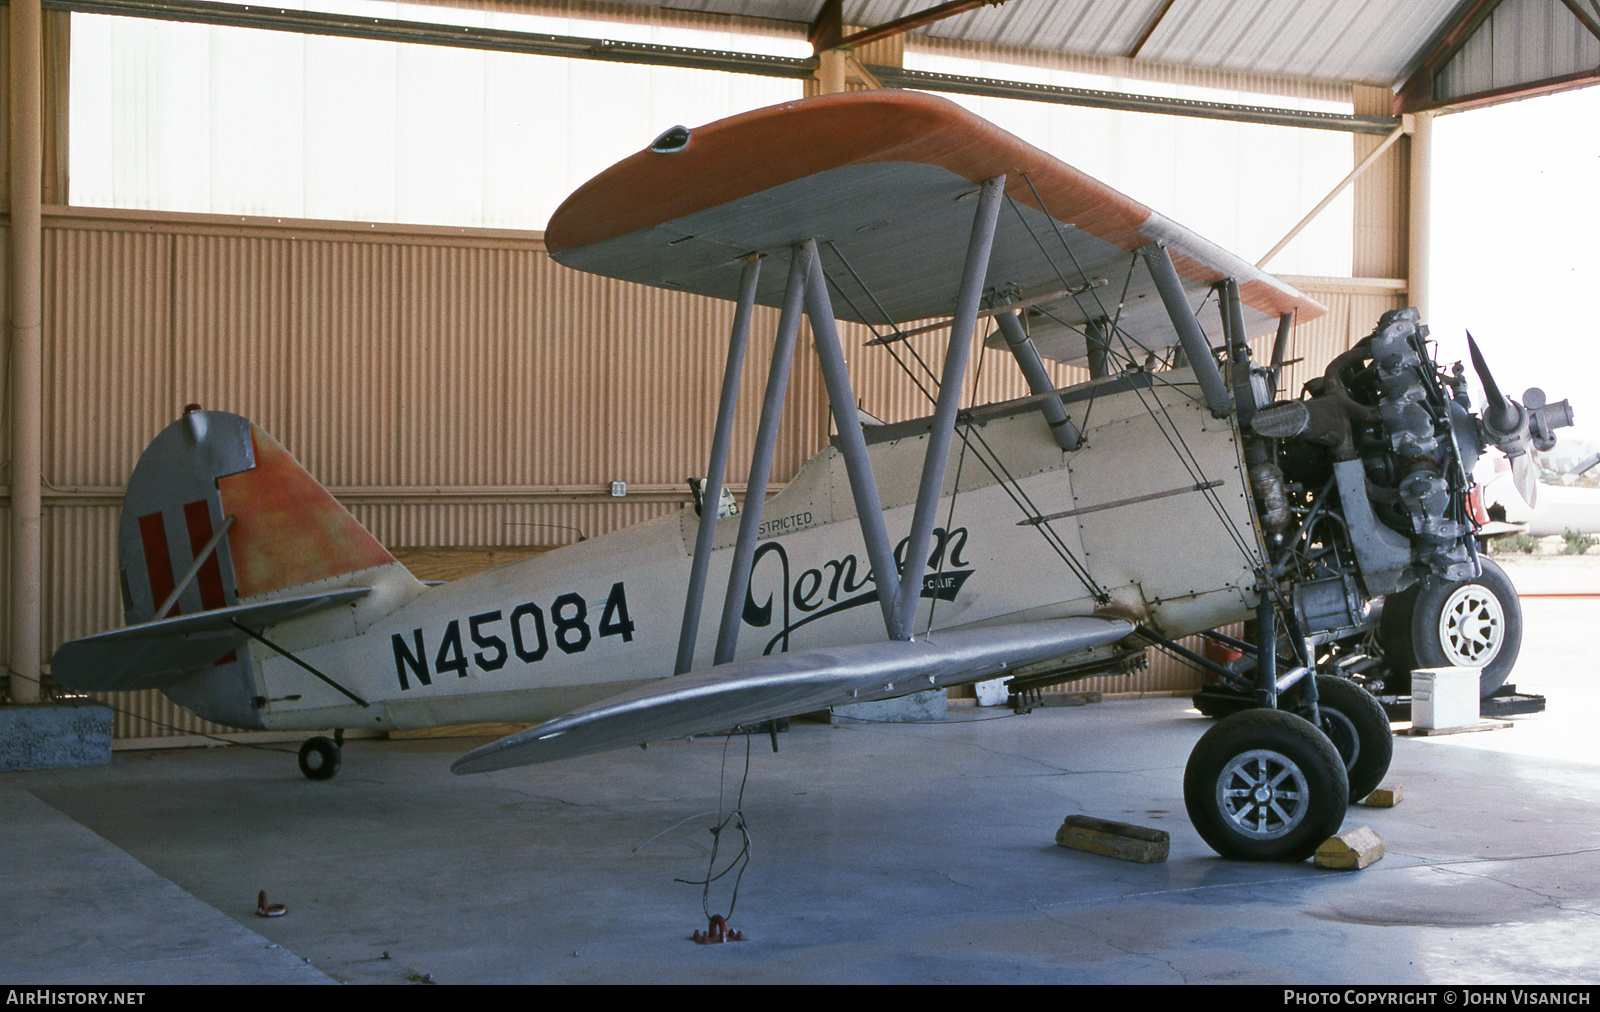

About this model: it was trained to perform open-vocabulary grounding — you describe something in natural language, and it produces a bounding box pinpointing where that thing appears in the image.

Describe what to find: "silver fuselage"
[235,368,1261,733]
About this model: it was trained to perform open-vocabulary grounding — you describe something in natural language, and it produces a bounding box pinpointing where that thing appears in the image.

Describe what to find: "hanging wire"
[667,730,754,924]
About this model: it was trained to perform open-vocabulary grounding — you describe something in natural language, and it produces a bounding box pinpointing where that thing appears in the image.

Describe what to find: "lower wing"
[452,616,1132,773]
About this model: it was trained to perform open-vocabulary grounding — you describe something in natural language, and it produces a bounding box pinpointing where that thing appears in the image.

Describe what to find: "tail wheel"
[1292,675,1393,802]
[1380,557,1522,698]
[1184,709,1347,862]
[298,736,341,780]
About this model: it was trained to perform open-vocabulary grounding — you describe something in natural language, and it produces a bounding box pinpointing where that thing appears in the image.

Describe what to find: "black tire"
[1291,675,1393,802]
[1375,585,1420,695]
[298,736,341,780]
[1379,557,1521,698]
[1184,709,1348,862]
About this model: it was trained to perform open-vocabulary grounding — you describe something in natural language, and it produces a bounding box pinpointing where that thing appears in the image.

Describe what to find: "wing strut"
[680,175,1010,663]
[994,308,1080,451]
[1139,242,1231,418]
[713,248,813,665]
[889,175,1006,641]
[676,254,761,675]
[1219,276,1258,428]
[1086,318,1112,378]
[802,237,903,636]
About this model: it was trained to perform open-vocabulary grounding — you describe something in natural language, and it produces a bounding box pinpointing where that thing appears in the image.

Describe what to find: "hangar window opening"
[903,46,1358,279]
[69,2,1357,273]
[67,5,808,229]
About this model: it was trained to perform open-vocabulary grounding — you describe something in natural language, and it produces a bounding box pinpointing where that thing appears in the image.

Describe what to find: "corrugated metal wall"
[1434,0,1600,104]
[1352,84,1409,281]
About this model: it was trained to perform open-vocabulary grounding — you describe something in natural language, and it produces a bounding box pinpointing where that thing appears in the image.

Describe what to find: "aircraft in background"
[50,91,1570,862]
[1477,451,1600,539]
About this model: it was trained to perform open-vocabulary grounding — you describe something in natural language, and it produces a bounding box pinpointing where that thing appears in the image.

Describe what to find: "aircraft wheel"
[1290,675,1393,802]
[1380,558,1521,698]
[1184,709,1347,862]
[298,736,341,780]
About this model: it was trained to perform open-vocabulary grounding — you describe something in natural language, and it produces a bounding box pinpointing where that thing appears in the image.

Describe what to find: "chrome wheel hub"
[1216,749,1309,840]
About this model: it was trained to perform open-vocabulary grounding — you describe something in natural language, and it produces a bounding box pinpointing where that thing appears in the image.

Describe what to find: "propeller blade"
[1466,332,1518,433]
[1511,452,1539,509]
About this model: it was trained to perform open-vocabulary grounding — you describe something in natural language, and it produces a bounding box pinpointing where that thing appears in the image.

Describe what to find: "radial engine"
[1242,308,1571,649]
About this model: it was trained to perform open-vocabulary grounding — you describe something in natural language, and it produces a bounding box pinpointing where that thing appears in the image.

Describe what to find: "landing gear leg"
[298,735,342,780]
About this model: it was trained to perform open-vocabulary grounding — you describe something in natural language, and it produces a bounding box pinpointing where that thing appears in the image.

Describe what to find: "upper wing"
[546,90,1324,366]
[452,615,1132,773]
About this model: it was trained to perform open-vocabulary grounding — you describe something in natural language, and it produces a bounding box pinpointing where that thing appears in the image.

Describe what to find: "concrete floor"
[4,563,1599,985]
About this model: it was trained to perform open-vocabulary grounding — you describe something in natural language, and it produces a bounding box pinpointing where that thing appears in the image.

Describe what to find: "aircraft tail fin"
[118,407,418,623]
[66,407,423,727]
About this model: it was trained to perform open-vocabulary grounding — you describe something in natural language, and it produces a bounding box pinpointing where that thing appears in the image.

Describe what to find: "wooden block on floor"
[1314,825,1384,870]
[1356,783,1403,807]
[1399,718,1513,737]
[1055,815,1169,864]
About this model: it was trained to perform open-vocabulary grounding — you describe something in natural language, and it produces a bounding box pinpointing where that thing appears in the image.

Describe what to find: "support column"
[817,49,847,94]
[1408,111,1434,321]
[676,256,761,675]
[9,0,44,704]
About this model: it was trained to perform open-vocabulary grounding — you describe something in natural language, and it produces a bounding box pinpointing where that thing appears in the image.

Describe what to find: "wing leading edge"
[545,90,1325,366]
[451,616,1133,773]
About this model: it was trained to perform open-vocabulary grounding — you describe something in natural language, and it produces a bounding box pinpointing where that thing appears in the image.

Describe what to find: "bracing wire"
[824,241,943,397]
[1006,175,1261,571]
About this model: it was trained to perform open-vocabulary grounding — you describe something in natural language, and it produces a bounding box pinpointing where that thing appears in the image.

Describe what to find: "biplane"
[51,91,1570,862]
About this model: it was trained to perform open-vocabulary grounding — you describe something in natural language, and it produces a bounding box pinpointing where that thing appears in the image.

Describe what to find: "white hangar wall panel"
[1352,84,1409,282]
[907,35,1352,103]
